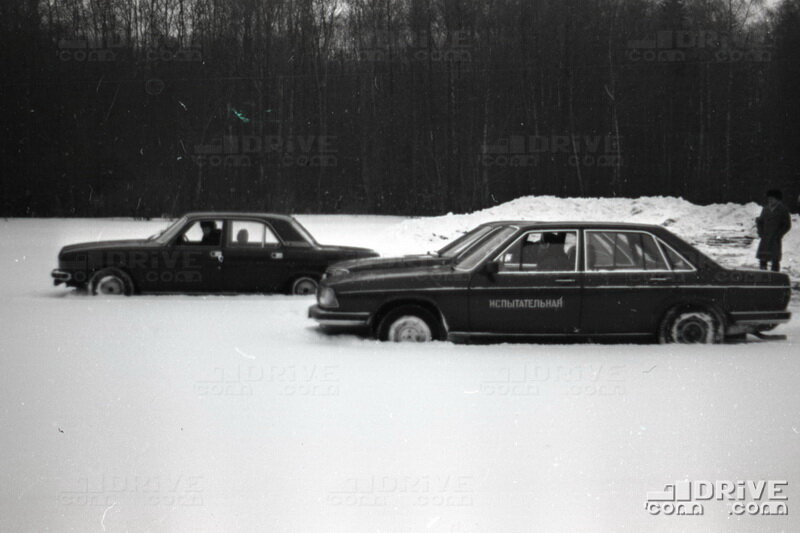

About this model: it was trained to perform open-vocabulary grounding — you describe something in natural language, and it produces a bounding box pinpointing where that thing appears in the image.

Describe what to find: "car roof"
[183,215,662,231]
[477,220,665,231]
[183,212,298,222]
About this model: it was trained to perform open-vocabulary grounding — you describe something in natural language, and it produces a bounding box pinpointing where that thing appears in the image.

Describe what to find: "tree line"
[1,0,799,217]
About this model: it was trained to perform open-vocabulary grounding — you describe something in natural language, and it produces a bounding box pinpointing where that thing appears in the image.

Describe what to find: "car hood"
[329,254,452,273]
[317,245,378,258]
[59,239,157,255]
[318,244,376,253]
[326,262,463,291]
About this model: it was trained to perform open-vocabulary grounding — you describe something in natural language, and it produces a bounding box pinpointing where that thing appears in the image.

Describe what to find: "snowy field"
[1,197,799,532]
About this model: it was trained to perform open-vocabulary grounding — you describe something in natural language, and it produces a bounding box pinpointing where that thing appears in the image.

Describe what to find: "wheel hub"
[294,279,317,295]
[674,317,711,343]
[389,316,432,342]
[97,276,123,295]
[680,322,705,343]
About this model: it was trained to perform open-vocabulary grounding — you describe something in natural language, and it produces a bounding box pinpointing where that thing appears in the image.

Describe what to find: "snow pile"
[382,196,800,279]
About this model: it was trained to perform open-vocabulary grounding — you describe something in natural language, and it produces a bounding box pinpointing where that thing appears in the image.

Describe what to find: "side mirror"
[484,261,500,275]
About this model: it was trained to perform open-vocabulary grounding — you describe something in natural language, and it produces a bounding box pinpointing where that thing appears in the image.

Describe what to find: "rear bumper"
[308,304,370,327]
[728,310,791,327]
[51,269,72,286]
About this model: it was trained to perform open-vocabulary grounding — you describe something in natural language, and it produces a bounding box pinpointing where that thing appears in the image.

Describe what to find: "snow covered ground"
[1,197,799,532]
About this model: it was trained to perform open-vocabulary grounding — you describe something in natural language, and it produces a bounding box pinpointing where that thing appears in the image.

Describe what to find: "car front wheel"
[291,276,319,295]
[89,268,133,296]
[377,305,443,342]
[659,308,722,344]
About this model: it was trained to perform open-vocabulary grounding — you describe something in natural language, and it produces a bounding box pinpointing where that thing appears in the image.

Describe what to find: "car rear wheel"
[291,276,319,296]
[377,305,443,342]
[659,308,722,344]
[90,268,133,296]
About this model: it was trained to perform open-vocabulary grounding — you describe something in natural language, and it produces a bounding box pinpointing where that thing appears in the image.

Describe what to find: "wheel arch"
[89,266,136,294]
[658,297,727,331]
[371,296,447,336]
[283,271,322,293]
[657,297,727,342]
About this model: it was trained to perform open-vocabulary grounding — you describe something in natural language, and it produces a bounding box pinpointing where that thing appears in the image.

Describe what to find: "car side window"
[586,231,667,271]
[228,221,280,247]
[177,219,223,246]
[498,231,577,272]
[640,233,668,270]
[658,240,694,271]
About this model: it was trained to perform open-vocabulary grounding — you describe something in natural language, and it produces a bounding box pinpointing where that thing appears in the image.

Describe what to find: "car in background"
[52,212,378,295]
[309,221,792,343]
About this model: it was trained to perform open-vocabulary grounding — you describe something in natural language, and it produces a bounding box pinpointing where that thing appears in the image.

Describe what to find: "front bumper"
[308,304,370,327]
[51,269,72,286]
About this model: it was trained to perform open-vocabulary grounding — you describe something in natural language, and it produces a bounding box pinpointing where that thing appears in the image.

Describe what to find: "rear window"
[269,218,314,246]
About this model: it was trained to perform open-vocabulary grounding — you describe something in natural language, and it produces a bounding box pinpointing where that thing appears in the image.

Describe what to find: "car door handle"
[649,276,669,281]
[555,278,576,283]
[209,250,224,263]
[271,252,283,260]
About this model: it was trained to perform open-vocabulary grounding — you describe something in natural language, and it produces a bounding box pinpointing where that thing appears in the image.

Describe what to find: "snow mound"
[383,196,799,279]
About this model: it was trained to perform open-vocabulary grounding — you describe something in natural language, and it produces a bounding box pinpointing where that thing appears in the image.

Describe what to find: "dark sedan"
[309,221,792,343]
[52,212,378,295]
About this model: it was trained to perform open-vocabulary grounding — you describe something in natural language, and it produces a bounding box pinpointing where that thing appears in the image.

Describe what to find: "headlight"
[326,267,350,278]
[318,287,339,308]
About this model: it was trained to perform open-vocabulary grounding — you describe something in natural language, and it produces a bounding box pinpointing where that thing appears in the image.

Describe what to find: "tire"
[658,307,722,344]
[291,276,319,296]
[377,305,444,342]
[89,268,133,296]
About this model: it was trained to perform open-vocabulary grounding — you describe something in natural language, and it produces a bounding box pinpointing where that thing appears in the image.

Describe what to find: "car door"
[164,218,225,292]
[468,229,582,335]
[221,219,289,293]
[580,229,674,335]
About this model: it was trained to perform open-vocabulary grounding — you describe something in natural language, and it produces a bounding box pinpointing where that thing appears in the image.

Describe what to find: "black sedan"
[52,212,377,295]
[309,221,792,343]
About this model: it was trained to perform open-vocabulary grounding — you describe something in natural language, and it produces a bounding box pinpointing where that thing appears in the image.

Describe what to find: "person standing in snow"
[756,189,792,272]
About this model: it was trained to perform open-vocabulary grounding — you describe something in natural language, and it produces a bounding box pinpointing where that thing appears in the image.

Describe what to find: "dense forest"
[1,0,799,217]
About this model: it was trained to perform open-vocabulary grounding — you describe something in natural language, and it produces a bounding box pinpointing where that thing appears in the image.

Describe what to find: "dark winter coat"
[756,202,792,261]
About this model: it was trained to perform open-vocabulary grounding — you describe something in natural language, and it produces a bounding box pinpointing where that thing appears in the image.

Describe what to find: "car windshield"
[149,216,187,244]
[436,225,496,258]
[454,226,518,270]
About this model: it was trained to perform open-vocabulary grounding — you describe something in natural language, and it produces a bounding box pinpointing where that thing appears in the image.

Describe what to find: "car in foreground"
[309,221,792,343]
[52,212,378,295]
